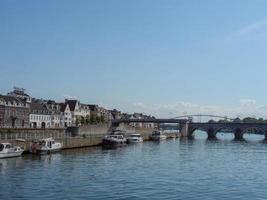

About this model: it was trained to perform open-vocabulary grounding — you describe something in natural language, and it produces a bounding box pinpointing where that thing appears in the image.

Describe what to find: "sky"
[1,0,267,118]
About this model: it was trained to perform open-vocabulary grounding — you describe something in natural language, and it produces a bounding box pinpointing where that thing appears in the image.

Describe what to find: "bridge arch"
[214,127,235,140]
[241,126,266,142]
[190,128,208,139]
[241,126,266,135]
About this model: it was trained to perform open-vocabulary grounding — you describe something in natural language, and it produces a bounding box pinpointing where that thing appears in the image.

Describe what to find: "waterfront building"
[65,99,90,125]
[0,95,30,128]
[110,109,122,120]
[29,99,51,128]
[60,103,72,127]
[129,113,156,129]
[98,107,110,122]
[46,100,62,128]
[88,104,101,117]
[7,87,32,103]
[80,103,91,119]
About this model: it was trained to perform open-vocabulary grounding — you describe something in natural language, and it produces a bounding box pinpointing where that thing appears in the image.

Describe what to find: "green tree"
[85,115,90,124]
[96,116,101,123]
[75,116,81,126]
[243,117,258,123]
[80,116,85,125]
[100,115,105,123]
[90,113,97,124]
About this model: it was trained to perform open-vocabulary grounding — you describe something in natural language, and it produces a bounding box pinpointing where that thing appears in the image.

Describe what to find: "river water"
[1,132,267,200]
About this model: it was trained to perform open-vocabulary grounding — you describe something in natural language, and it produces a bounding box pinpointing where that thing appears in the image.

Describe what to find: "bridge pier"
[207,128,216,140]
[264,131,267,142]
[234,128,243,141]
[180,122,189,137]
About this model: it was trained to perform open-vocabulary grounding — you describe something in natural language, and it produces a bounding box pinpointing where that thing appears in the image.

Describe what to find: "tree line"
[209,117,267,123]
[75,113,106,126]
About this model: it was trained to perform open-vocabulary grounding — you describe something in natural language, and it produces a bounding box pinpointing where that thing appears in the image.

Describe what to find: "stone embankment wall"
[0,125,179,152]
[0,124,138,151]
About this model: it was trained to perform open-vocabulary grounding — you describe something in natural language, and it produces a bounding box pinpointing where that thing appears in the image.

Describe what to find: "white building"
[29,100,51,128]
[65,100,90,125]
[46,100,62,128]
[60,103,72,127]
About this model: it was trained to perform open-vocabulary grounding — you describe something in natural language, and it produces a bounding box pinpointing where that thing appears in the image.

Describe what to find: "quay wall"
[0,125,179,152]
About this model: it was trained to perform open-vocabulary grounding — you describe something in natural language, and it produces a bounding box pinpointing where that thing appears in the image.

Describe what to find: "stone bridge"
[112,118,267,140]
[183,122,267,140]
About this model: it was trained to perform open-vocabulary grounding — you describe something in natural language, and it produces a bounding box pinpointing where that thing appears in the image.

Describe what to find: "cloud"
[236,19,267,36]
[129,99,267,120]
[257,104,267,110]
[63,94,77,100]
[179,101,198,108]
[133,102,146,108]
[225,18,267,42]
[240,99,256,107]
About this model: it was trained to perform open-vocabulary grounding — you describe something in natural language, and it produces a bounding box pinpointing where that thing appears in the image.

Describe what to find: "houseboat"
[0,143,24,158]
[150,130,167,141]
[127,133,143,143]
[30,138,62,154]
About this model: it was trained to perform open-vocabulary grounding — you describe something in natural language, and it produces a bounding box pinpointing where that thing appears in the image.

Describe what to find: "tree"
[100,115,105,123]
[243,117,258,123]
[258,118,264,123]
[75,116,81,126]
[208,119,216,123]
[85,115,90,124]
[90,113,97,124]
[233,117,242,123]
[96,116,101,123]
[80,116,85,125]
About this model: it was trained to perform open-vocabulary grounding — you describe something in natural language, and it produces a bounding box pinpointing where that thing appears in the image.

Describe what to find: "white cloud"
[63,94,77,100]
[240,99,256,107]
[179,101,198,108]
[236,19,267,36]
[133,102,146,108]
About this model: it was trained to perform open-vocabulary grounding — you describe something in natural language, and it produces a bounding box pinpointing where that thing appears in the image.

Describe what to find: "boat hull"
[150,135,167,141]
[127,138,143,144]
[102,139,126,148]
[35,148,62,155]
[0,150,23,159]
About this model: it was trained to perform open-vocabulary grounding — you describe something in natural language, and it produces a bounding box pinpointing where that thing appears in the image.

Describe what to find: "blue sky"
[1,0,267,118]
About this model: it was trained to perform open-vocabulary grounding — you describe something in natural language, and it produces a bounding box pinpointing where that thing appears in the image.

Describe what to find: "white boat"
[127,133,143,143]
[30,138,62,154]
[0,143,24,158]
[150,130,167,141]
[102,135,127,148]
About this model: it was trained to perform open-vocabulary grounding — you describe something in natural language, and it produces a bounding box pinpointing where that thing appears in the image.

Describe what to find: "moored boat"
[0,143,24,158]
[30,138,62,154]
[102,135,127,148]
[127,133,143,143]
[150,130,167,141]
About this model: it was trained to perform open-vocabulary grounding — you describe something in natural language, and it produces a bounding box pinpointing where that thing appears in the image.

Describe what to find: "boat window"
[5,144,11,149]
[0,144,4,151]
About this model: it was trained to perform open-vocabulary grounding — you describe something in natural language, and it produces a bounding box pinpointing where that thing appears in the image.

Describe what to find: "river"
[1,132,267,200]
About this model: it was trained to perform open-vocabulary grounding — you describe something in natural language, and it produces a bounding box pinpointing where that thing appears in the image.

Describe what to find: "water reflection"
[216,132,235,141]
[243,133,265,142]
[1,137,267,200]
[193,130,208,140]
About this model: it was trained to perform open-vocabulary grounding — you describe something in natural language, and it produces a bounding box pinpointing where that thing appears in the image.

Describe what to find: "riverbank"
[0,126,180,153]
